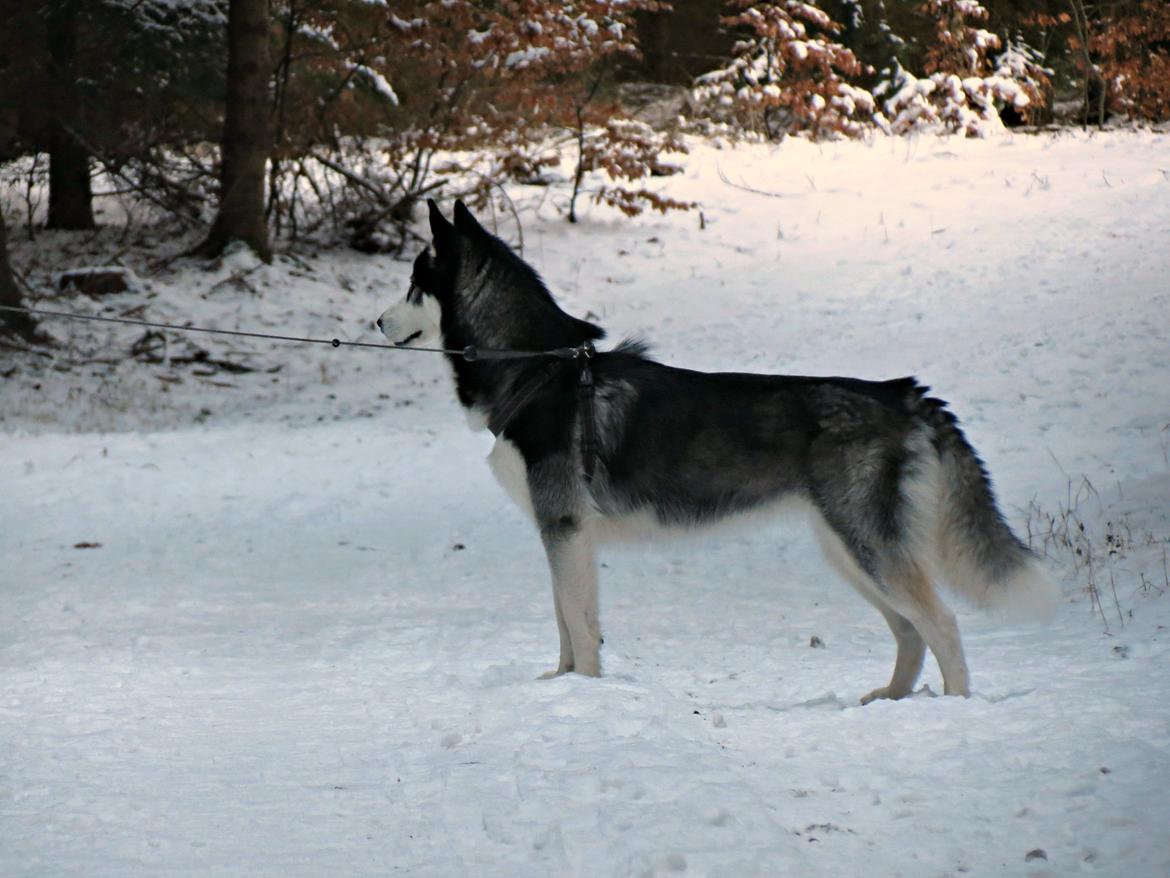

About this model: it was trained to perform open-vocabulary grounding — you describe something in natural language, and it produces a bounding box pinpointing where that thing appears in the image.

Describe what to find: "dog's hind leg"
[860,606,927,704]
[539,517,602,677]
[814,519,926,703]
[878,563,970,698]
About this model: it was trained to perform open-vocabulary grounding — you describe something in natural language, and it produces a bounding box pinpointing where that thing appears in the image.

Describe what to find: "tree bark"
[1066,0,1109,128]
[200,0,272,262]
[45,0,95,230]
[0,213,44,341]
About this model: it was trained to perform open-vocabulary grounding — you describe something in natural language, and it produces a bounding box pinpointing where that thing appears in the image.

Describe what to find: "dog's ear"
[452,200,485,236]
[428,199,456,253]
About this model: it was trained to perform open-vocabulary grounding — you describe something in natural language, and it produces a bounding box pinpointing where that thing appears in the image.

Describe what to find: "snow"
[468,25,494,45]
[3,131,1170,876]
[346,63,399,106]
[504,46,552,69]
[297,22,339,51]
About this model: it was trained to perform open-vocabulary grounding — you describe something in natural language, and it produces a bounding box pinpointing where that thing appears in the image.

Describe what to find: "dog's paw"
[859,685,911,705]
[860,683,941,704]
[538,666,572,680]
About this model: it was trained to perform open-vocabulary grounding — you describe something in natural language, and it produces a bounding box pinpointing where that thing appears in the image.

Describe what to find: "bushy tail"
[920,397,1059,621]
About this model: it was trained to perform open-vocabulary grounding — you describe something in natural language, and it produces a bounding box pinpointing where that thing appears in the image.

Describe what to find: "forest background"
[1,0,1169,338]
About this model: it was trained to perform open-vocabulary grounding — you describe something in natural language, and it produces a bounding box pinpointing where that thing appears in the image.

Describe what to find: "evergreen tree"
[694,1,877,140]
[879,0,1047,136]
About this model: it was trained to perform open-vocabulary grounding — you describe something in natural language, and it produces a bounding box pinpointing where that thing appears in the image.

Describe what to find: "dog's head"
[376,200,465,348]
[377,199,603,352]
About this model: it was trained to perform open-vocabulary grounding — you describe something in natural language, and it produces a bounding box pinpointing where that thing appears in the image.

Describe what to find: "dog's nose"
[376,317,383,330]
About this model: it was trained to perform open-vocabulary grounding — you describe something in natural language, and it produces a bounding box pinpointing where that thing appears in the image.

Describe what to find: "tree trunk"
[1066,0,1109,129]
[200,0,272,262]
[0,214,44,342]
[46,0,95,230]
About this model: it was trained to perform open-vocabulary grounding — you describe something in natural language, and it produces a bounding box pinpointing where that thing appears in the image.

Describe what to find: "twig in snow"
[1109,569,1124,628]
[716,164,785,199]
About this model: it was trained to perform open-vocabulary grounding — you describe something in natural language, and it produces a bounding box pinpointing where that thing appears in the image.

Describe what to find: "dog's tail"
[914,393,1059,621]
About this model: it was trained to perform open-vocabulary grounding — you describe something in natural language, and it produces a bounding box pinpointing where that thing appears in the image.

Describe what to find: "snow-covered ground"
[3,131,1169,877]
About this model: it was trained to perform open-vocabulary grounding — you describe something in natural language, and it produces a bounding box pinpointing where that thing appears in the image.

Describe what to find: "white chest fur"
[464,405,488,432]
[487,437,535,520]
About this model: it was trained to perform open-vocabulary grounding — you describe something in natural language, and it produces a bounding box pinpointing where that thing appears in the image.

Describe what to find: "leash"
[0,304,580,363]
[2,302,602,481]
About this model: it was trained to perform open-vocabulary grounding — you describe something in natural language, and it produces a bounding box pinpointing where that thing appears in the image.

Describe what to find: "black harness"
[487,342,598,483]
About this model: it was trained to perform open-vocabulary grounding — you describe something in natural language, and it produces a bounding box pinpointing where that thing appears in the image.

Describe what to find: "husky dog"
[378,200,1056,702]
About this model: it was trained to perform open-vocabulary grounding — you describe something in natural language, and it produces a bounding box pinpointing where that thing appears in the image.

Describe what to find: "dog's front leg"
[539,516,601,677]
[541,585,575,678]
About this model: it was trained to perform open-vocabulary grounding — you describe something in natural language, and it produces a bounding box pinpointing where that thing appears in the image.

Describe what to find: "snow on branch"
[346,63,399,105]
[879,0,1049,136]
